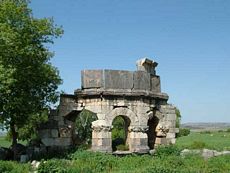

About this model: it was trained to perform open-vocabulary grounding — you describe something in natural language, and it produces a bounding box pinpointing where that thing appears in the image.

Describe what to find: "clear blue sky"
[30,0,230,123]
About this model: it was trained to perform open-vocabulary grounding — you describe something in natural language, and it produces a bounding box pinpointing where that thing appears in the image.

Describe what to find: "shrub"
[226,128,230,133]
[176,128,190,137]
[38,159,69,173]
[0,161,30,173]
[154,145,181,158]
[190,141,206,149]
[116,144,129,151]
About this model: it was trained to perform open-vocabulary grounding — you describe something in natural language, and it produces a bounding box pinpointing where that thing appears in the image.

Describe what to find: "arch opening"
[147,112,159,149]
[111,115,131,151]
[74,109,98,147]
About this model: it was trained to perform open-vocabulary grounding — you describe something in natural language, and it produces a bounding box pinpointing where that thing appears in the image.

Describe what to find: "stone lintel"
[74,89,169,100]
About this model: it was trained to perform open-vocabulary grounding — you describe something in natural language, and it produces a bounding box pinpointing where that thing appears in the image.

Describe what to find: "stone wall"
[81,69,161,93]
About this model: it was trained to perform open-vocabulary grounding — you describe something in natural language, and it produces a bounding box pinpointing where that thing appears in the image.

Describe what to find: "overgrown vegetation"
[0,161,30,173]
[1,141,230,172]
[111,116,129,151]
[154,145,181,157]
[190,141,206,149]
[75,109,97,145]
[116,144,129,151]
[176,128,190,137]
[36,150,230,173]
[175,107,181,128]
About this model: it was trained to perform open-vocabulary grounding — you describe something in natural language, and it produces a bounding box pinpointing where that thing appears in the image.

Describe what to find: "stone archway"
[74,109,98,146]
[111,115,131,151]
[91,107,138,153]
[90,107,149,153]
[105,107,139,127]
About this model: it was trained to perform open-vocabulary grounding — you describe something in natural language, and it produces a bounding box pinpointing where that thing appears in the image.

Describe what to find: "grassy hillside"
[176,131,230,151]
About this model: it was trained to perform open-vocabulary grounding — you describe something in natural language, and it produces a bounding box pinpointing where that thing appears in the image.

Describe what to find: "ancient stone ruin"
[38,58,178,153]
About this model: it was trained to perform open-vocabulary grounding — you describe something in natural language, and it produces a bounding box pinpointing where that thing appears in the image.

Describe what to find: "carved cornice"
[92,125,112,132]
[129,126,149,132]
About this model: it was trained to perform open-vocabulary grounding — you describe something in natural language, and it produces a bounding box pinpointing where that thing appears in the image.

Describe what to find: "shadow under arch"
[147,110,160,149]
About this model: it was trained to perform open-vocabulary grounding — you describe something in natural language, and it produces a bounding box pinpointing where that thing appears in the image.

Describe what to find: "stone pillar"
[91,120,112,153]
[159,104,179,145]
[136,58,158,75]
[128,126,149,153]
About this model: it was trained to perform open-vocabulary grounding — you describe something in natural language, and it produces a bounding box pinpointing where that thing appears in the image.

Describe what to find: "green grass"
[176,131,230,151]
[0,136,27,148]
[1,131,230,172]
[1,149,230,173]
[0,161,31,173]
[36,150,230,173]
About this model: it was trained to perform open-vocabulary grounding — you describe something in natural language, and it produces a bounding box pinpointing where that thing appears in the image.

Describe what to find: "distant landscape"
[181,122,230,132]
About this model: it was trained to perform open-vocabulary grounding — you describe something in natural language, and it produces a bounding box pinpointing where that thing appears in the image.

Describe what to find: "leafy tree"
[75,109,97,145]
[0,0,63,146]
[175,107,181,128]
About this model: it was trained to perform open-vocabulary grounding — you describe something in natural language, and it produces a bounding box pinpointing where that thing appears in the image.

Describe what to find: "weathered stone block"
[160,108,176,114]
[166,133,175,138]
[133,71,150,90]
[129,131,148,139]
[140,138,148,145]
[91,145,112,153]
[165,114,176,121]
[129,138,140,146]
[104,70,133,89]
[41,138,55,146]
[52,116,62,122]
[169,128,179,133]
[136,58,158,75]
[160,105,175,110]
[92,138,111,148]
[38,129,51,138]
[92,131,111,139]
[155,137,168,145]
[54,138,72,146]
[81,70,103,89]
[51,129,59,138]
[151,75,161,92]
